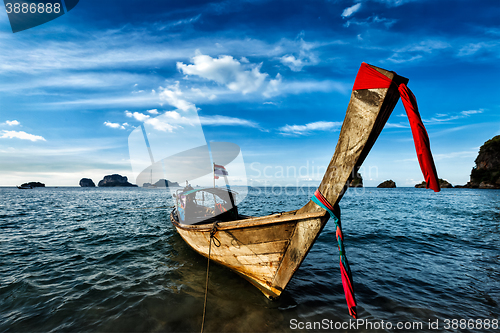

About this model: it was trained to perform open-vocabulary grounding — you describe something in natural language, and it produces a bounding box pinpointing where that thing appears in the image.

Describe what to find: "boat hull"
[170,209,329,298]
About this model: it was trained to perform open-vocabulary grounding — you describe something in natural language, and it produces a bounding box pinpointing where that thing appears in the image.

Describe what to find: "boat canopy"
[180,187,238,203]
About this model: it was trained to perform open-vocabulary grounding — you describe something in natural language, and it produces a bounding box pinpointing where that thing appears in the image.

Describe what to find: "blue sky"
[0,0,499,187]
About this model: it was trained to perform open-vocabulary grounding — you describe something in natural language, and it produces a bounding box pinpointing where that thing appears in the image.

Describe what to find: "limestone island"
[79,178,96,187]
[143,179,180,188]
[377,180,396,188]
[456,135,500,189]
[415,178,453,188]
[349,172,363,187]
[98,174,138,187]
[18,181,45,189]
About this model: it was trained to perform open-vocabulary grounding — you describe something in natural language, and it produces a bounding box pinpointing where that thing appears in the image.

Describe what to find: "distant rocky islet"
[377,180,396,188]
[79,174,179,188]
[414,178,453,188]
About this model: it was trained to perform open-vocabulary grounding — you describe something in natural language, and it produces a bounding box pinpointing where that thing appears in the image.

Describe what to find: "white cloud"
[159,82,198,112]
[280,55,303,70]
[177,52,270,94]
[125,110,150,122]
[4,120,20,126]
[278,121,342,136]
[0,130,46,142]
[200,115,260,128]
[342,3,362,18]
[144,117,176,132]
[147,109,159,115]
[279,38,319,72]
[264,73,282,97]
[104,121,126,129]
[124,110,194,132]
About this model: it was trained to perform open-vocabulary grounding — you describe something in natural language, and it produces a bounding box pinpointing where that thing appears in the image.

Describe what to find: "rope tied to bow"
[311,189,357,319]
[200,222,220,333]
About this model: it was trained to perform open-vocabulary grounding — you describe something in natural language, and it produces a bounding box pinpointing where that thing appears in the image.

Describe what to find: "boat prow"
[169,63,440,312]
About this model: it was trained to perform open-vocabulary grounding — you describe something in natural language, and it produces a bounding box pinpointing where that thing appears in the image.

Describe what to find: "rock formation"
[460,135,500,189]
[377,180,396,188]
[349,172,363,187]
[415,179,452,188]
[79,178,96,187]
[21,181,45,187]
[98,174,137,187]
[143,179,180,187]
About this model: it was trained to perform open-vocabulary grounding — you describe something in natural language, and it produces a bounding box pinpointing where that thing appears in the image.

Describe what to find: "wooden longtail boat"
[170,63,440,316]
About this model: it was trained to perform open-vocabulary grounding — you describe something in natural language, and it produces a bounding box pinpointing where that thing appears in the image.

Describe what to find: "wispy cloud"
[124,109,198,132]
[424,109,484,124]
[342,3,362,18]
[279,121,342,136]
[279,38,319,72]
[385,122,409,128]
[433,149,479,161]
[0,130,46,142]
[344,15,397,29]
[159,82,198,112]
[200,115,260,128]
[388,39,450,63]
[369,0,420,7]
[154,14,201,31]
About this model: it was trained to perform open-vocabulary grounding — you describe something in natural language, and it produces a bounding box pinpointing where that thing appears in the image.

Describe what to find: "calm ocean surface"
[1,187,499,332]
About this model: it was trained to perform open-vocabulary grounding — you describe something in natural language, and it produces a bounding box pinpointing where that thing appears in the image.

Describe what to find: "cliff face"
[349,172,363,187]
[466,135,500,189]
[98,174,138,187]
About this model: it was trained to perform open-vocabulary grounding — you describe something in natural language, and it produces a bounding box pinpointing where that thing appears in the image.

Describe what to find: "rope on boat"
[311,189,357,319]
[201,222,220,333]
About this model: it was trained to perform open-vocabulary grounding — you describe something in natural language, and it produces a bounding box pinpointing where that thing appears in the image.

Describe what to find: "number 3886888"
[6,2,61,14]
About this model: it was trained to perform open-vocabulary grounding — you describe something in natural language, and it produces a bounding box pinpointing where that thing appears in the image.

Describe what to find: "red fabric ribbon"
[352,63,440,192]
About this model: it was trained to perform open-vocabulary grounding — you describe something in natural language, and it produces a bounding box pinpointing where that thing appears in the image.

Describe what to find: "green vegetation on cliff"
[469,135,500,187]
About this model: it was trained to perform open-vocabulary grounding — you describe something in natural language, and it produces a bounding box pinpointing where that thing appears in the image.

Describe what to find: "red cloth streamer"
[352,63,440,192]
[340,263,357,318]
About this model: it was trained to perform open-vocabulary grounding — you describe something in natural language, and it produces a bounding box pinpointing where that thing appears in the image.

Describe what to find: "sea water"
[1,187,499,332]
